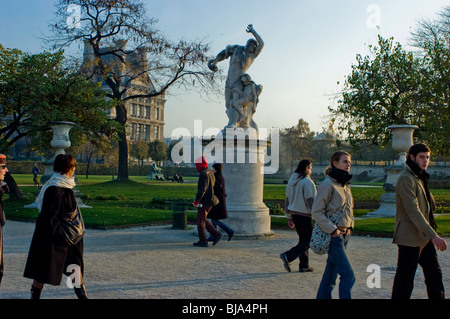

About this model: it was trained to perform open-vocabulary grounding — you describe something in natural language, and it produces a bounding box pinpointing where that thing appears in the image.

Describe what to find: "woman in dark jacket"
[24,154,87,299]
[208,163,234,241]
[0,154,10,286]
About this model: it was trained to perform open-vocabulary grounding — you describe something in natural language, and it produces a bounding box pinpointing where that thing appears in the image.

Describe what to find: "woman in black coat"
[0,154,10,286]
[208,163,234,241]
[23,154,87,299]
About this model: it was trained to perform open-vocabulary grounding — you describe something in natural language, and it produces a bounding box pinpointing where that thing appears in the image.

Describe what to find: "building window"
[145,106,150,119]
[131,123,137,140]
[154,126,159,139]
[155,108,160,120]
[130,104,138,117]
[145,125,150,141]
[137,124,142,140]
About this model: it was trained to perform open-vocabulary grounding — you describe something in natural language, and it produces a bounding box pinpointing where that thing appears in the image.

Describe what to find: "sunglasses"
[0,165,6,169]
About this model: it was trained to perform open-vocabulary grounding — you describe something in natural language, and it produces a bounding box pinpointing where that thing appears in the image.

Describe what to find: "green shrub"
[266,202,284,215]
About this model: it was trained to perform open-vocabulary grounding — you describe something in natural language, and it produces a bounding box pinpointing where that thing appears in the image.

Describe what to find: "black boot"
[30,285,42,299]
[74,284,88,299]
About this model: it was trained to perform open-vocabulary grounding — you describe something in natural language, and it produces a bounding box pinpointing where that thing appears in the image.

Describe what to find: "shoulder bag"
[58,206,85,246]
[309,206,344,255]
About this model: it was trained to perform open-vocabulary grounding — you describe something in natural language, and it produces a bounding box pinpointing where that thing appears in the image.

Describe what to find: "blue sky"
[0,0,448,138]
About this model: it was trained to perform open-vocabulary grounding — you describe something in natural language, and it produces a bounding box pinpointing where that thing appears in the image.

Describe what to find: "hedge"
[5,160,199,177]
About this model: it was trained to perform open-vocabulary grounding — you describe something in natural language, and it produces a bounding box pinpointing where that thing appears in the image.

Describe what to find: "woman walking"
[208,163,234,241]
[280,160,316,272]
[311,151,355,299]
[24,154,88,299]
[0,154,10,286]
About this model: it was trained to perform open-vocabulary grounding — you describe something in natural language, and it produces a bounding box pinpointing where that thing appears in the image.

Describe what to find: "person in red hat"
[0,154,10,286]
[193,156,222,247]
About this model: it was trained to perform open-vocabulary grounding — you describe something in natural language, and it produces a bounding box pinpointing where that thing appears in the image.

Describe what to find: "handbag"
[58,206,85,246]
[309,206,344,255]
[211,194,219,206]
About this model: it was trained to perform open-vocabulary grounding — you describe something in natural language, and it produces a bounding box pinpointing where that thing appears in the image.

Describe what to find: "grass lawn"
[4,174,450,235]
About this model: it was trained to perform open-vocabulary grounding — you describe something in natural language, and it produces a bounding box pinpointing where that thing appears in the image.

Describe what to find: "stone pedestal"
[365,125,418,218]
[208,135,273,239]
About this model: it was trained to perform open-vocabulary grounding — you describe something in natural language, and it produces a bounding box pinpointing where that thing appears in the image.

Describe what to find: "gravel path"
[1,221,449,299]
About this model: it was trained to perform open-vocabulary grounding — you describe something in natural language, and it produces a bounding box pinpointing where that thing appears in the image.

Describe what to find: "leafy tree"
[280,118,314,173]
[0,45,119,155]
[47,0,218,180]
[130,140,149,166]
[330,12,449,157]
[329,35,424,150]
[148,139,167,164]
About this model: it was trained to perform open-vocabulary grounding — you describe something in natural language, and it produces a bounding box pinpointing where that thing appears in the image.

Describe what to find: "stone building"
[81,39,165,143]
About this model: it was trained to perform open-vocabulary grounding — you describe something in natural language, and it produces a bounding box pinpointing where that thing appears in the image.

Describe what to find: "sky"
[0,0,448,138]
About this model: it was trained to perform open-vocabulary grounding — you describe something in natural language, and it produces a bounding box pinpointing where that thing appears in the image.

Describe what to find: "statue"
[148,162,164,180]
[231,74,263,130]
[208,24,264,130]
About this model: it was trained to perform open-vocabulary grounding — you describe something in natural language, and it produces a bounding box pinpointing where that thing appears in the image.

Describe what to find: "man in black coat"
[193,156,222,247]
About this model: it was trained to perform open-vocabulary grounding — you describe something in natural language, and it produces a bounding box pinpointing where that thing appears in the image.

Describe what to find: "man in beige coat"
[391,143,447,299]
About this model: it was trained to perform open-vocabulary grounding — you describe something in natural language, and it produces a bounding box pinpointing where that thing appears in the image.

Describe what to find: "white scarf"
[35,173,76,212]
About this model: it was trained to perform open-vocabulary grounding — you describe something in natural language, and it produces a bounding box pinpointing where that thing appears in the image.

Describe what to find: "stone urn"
[390,125,419,166]
[49,121,76,156]
[364,124,418,217]
[40,121,76,184]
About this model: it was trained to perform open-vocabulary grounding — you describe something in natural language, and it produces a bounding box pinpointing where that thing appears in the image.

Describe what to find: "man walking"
[32,163,40,186]
[391,143,447,299]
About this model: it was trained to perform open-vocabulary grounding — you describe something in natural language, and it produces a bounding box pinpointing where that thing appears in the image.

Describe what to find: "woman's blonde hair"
[324,151,351,175]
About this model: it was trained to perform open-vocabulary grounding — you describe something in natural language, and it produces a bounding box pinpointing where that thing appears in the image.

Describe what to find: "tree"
[310,128,337,165]
[329,35,424,150]
[47,0,217,180]
[330,7,450,157]
[102,139,119,180]
[130,140,149,166]
[148,139,167,164]
[410,5,450,156]
[73,140,99,178]
[0,45,119,155]
[280,118,314,174]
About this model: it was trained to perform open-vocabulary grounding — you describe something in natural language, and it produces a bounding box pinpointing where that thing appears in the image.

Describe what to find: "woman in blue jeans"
[311,151,355,299]
[208,163,234,241]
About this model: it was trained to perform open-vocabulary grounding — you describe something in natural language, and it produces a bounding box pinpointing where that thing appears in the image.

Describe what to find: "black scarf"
[406,157,437,230]
[328,167,352,186]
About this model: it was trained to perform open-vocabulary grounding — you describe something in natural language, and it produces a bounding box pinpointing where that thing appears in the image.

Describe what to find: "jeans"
[211,219,234,236]
[316,235,355,299]
[391,241,445,299]
[283,214,313,269]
